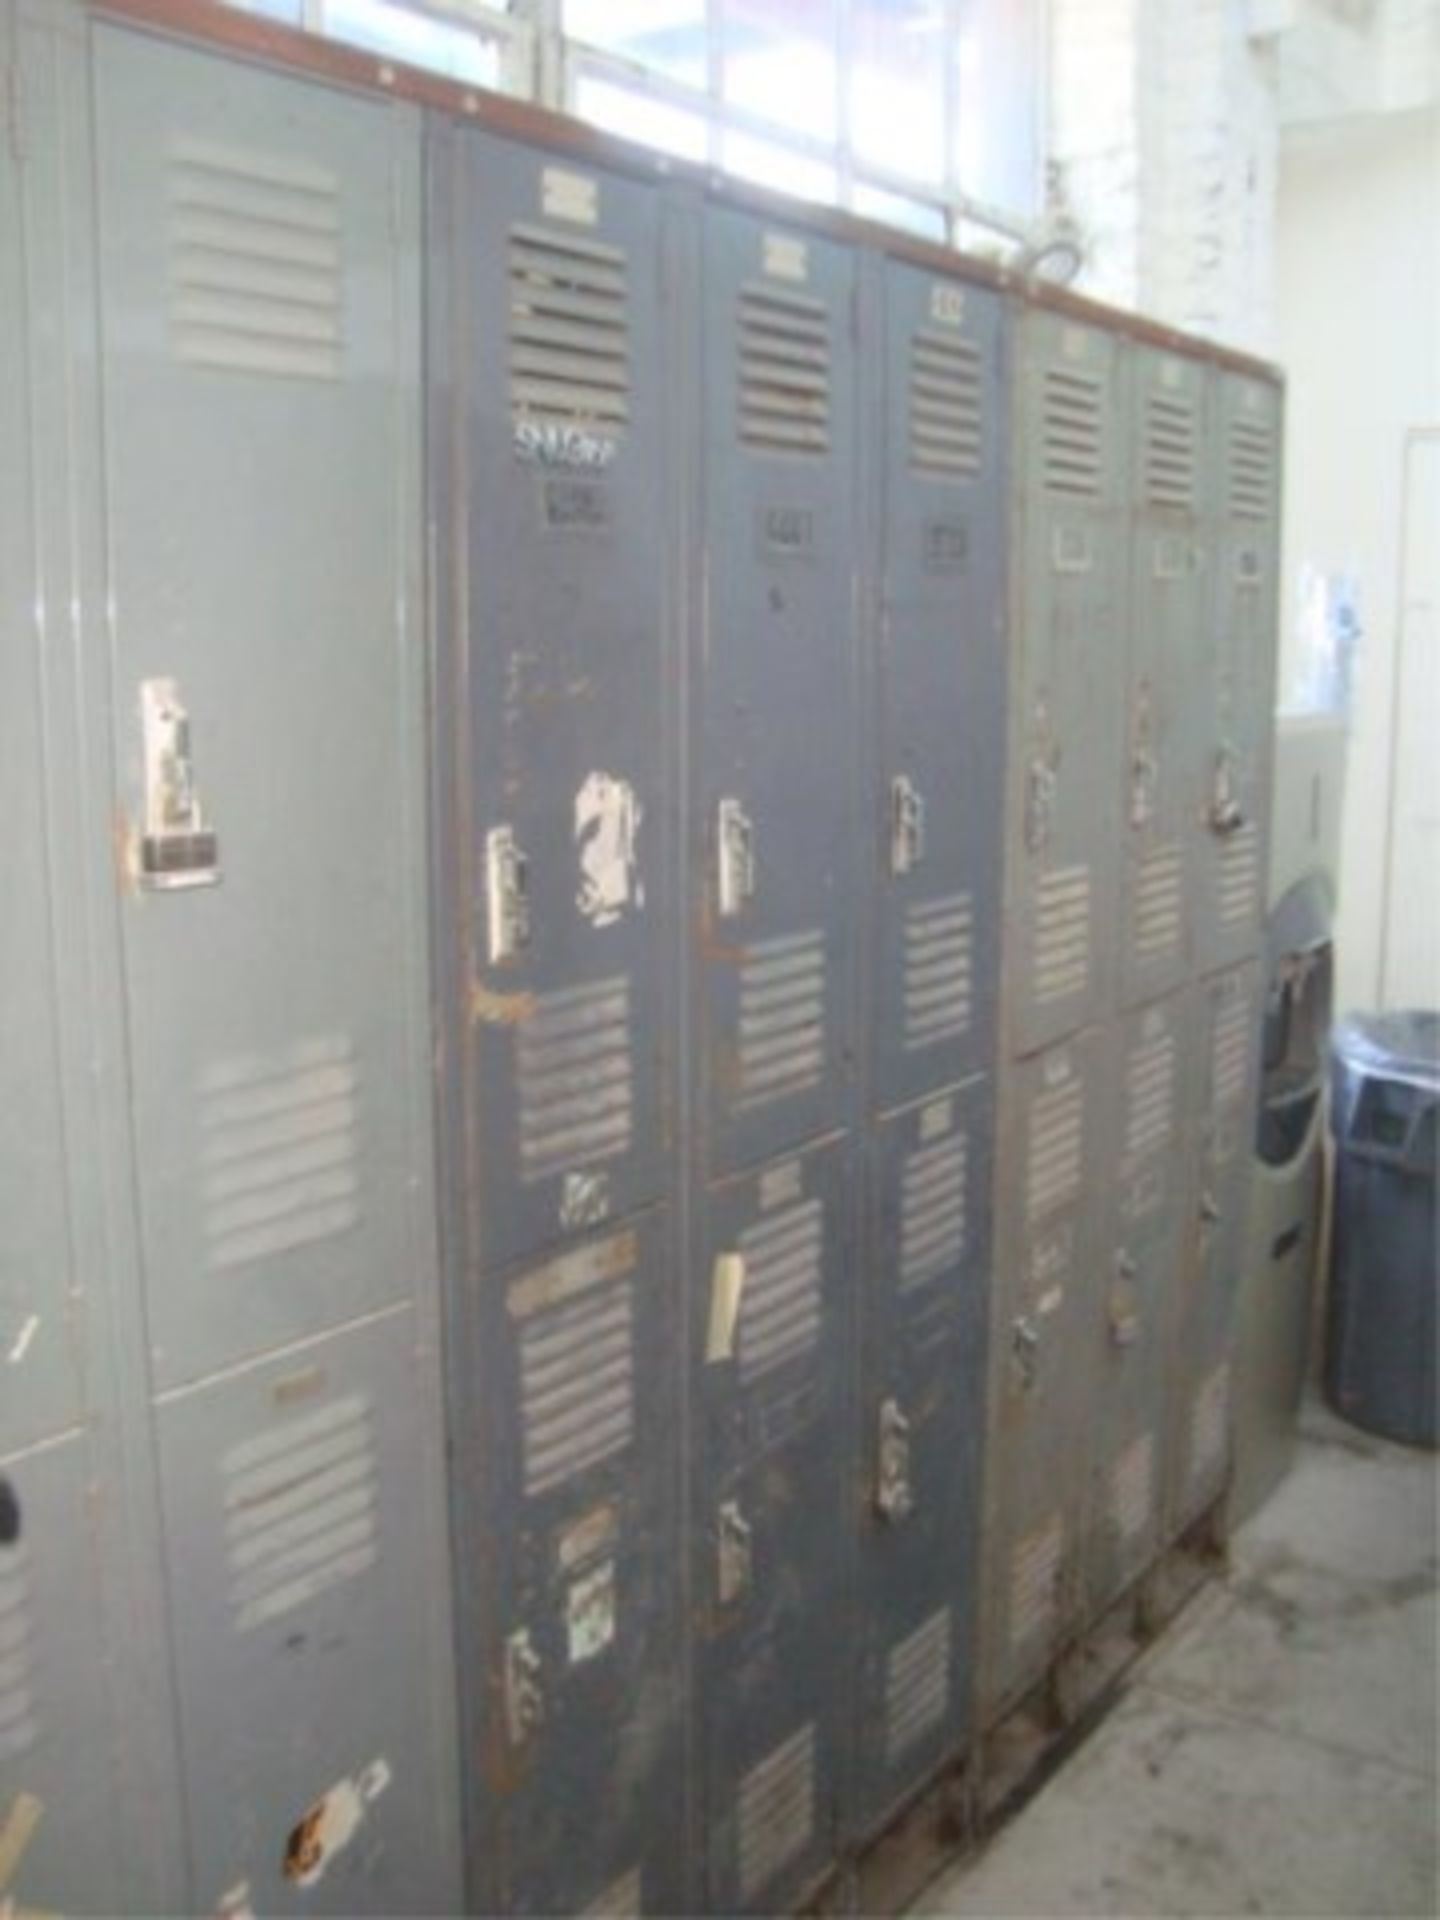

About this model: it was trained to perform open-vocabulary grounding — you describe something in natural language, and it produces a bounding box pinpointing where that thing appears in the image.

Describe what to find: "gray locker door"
[445,135,671,1272]
[1194,374,1281,977]
[92,28,430,1391]
[0,1438,124,1912]
[153,1311,457,1916]
[1008,315,1125,1056]
[855,1079,992,1832]
[1118,348,1211,1010]
[872,264,1007,1110]
[462,1214,684,1917]
[978,1029,1106,1724]
[696,1137,854,1913]
[698,210,860,1178]
[0,116,81,1464]
[1168,962,1263,1531]
[1084,994,1192,1615]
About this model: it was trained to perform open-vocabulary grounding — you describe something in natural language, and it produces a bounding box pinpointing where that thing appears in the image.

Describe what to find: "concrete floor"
[920,1410,1439,1918]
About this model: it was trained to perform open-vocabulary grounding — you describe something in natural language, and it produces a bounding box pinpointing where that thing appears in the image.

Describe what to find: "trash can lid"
[1334,1009,1440,1087]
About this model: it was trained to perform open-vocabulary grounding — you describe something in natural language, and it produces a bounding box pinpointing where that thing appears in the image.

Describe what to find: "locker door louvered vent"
[1211,996,1252,1115]
[199,1033,360,1273]
[1025,1077,1083,1222]
[1189,1362,1230,1487]
[0,1544,37,1762]
[519,1277,635,1496]
[904,892,974,1048]
[1144,391,1196,511]
[910,329,982,479]
[1110,1432,1155,1544]
[1010,1513,1063,1651]
[516,977,634,1181]
[1124,1030,1177,1162]
[900,1132,968,1291]
[1042,366,1104,498]
[1034,864,1091,1005]
[738,286,831,455]
[1216,822,1261,931]
[737,1199,823,1383]
[1228,416,1274,520]
[1134,843,1184,962]
[736,1723,816,1900]
[583,1866,641,1917]
[169,135,342,381]
[738,932,826,1108]
[223,1394,378,1632]
[510,224,630,431]
[884,1608,951,1763]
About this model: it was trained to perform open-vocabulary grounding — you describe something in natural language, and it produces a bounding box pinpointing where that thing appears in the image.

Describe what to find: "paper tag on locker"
[706,1253,746,1362]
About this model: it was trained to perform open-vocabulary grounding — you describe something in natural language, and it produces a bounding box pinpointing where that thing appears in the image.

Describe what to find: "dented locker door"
[696,1138,854,1913]
[443,134,670,1271]
[92,29,432,1390]
[979,1029,1107,1724]
[1118,348,1211,1010]
[1084,993,1193,1615]
[1194,374,1281,976]
[872,263,1007,1109]
[1008,315,1125,1055]
[856,1079,992,1831]
[464,1214,684,1916]
[153,1311,456,1916]
[0,1439,124,1912]
[1169,962,1263,1530]
[698,210,860,1177]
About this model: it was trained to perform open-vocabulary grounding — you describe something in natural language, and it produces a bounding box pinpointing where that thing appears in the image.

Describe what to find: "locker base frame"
[978,1493,1227,1832]
[791,1493,1228,1916]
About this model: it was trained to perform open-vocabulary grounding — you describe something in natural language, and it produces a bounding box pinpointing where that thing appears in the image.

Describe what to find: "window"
[238,0,1046,246]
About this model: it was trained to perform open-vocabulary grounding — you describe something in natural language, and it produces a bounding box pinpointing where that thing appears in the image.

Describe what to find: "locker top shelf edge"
[89,0,1283,388]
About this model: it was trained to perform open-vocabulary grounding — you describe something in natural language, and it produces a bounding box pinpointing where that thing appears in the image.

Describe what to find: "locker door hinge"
[889,774,926,877]
[503,1627,544,1745]
[716,798,755,918]
[716,1498,753,1605]
[485,823,531,963]
[875,1396,914,1523]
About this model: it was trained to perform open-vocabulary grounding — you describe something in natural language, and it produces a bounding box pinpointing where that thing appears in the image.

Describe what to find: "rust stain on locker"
[469,980,537,1027]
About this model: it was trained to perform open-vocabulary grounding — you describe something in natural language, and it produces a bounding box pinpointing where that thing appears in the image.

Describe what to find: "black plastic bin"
[1326,1010,1439,1447]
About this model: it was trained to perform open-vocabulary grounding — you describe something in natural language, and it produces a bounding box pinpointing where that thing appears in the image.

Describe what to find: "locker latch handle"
[137,677,220,889]
[1011,1315,1040,1392]
[716,799,756,918]
[876,1396,915,1523]
[1025,758,1057,855]
[889,775,926,877]
[1130,745,1158,830]
[1208,746,1245,837]
[716,1498,753,1606]
[1199,1188,1221,1227]
[503,1626,544,1745]
[485,824,531,965]
[1109,1255,1141,1347]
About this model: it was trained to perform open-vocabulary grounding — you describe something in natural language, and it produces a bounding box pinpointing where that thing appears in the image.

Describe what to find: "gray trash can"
[1326,1010,1439,1447]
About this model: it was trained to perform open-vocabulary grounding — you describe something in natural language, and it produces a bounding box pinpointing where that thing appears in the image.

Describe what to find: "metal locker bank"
[1,0,1286,1911]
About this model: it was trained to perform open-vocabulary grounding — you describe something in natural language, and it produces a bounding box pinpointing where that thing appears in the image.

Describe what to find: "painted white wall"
[1275,105,1440,1014]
